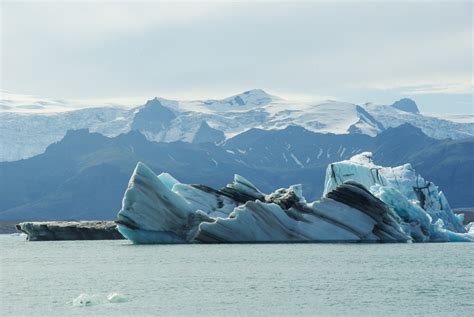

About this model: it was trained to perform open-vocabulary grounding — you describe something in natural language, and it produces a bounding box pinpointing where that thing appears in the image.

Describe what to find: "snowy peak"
[2,90,473,162]
[205,89,274,108]
[347,105,385,136]
[363,101,473,140]
[391,98,419,113]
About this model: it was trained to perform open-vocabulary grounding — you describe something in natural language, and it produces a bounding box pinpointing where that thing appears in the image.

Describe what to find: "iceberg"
[16,221,124,241]
[324,152,472,242]
[116,155,473,244]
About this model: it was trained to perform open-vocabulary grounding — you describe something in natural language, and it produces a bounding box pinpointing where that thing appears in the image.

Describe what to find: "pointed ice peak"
[289,184,304,200]
[223,174,265,200]
[391,98,419,114]
[157,172,180,190]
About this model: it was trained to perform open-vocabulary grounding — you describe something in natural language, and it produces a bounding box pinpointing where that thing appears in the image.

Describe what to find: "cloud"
[0,1,472,113]
[402,83,473,95]
[353,78,473,94]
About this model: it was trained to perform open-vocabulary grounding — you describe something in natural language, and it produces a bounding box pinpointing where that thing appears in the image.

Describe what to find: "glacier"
[2,89,473,162]
[116,154,473,244]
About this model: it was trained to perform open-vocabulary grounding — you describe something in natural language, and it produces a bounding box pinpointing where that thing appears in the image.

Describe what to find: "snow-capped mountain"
[363,102,474,140]
[1,124,473,221]
[0,107,136,161]
[139,90,385,142]
[1,89,472,161]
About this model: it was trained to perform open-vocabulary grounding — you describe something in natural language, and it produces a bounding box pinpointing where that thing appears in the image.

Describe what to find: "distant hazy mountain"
[1,89,472,161]
[192,121,225,144]
[130,97,176,134]
[363,102,473,140]
[390,98,420,113]
[0,124,472,220]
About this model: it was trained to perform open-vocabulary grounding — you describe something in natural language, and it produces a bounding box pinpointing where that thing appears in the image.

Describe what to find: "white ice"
[116,154,472,244]
[324,152,472,242]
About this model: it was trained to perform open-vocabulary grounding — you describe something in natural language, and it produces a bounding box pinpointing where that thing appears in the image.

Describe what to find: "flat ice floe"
[116,153,473,244]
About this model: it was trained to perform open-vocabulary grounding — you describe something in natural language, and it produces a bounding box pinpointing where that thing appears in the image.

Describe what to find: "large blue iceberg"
[116,153,473,243]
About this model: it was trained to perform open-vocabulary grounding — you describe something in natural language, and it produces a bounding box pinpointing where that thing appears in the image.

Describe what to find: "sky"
[1,0,473,114]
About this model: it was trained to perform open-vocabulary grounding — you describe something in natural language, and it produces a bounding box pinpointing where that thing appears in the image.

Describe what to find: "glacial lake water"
[1,235,473,316]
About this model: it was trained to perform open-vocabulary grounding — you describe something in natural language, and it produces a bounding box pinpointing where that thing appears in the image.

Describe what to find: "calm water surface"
[1,235,473,316]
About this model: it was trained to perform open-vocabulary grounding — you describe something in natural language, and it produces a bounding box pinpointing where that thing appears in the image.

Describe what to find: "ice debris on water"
[116,152,473,244]
[72,293,127,307]
[72,294,97,307]
[107,292,128,303]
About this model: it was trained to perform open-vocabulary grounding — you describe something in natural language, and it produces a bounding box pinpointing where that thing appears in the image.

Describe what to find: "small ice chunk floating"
[116,153,473,244]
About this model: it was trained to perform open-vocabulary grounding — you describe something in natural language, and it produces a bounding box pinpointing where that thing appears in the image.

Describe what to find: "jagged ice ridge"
[116,153,473,244]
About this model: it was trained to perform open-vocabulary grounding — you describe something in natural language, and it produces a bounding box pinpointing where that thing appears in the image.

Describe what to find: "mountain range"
[1,89,473,162]
[0,123,472,220]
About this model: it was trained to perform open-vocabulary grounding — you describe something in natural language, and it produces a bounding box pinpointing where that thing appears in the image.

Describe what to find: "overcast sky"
[1,1,472,113]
